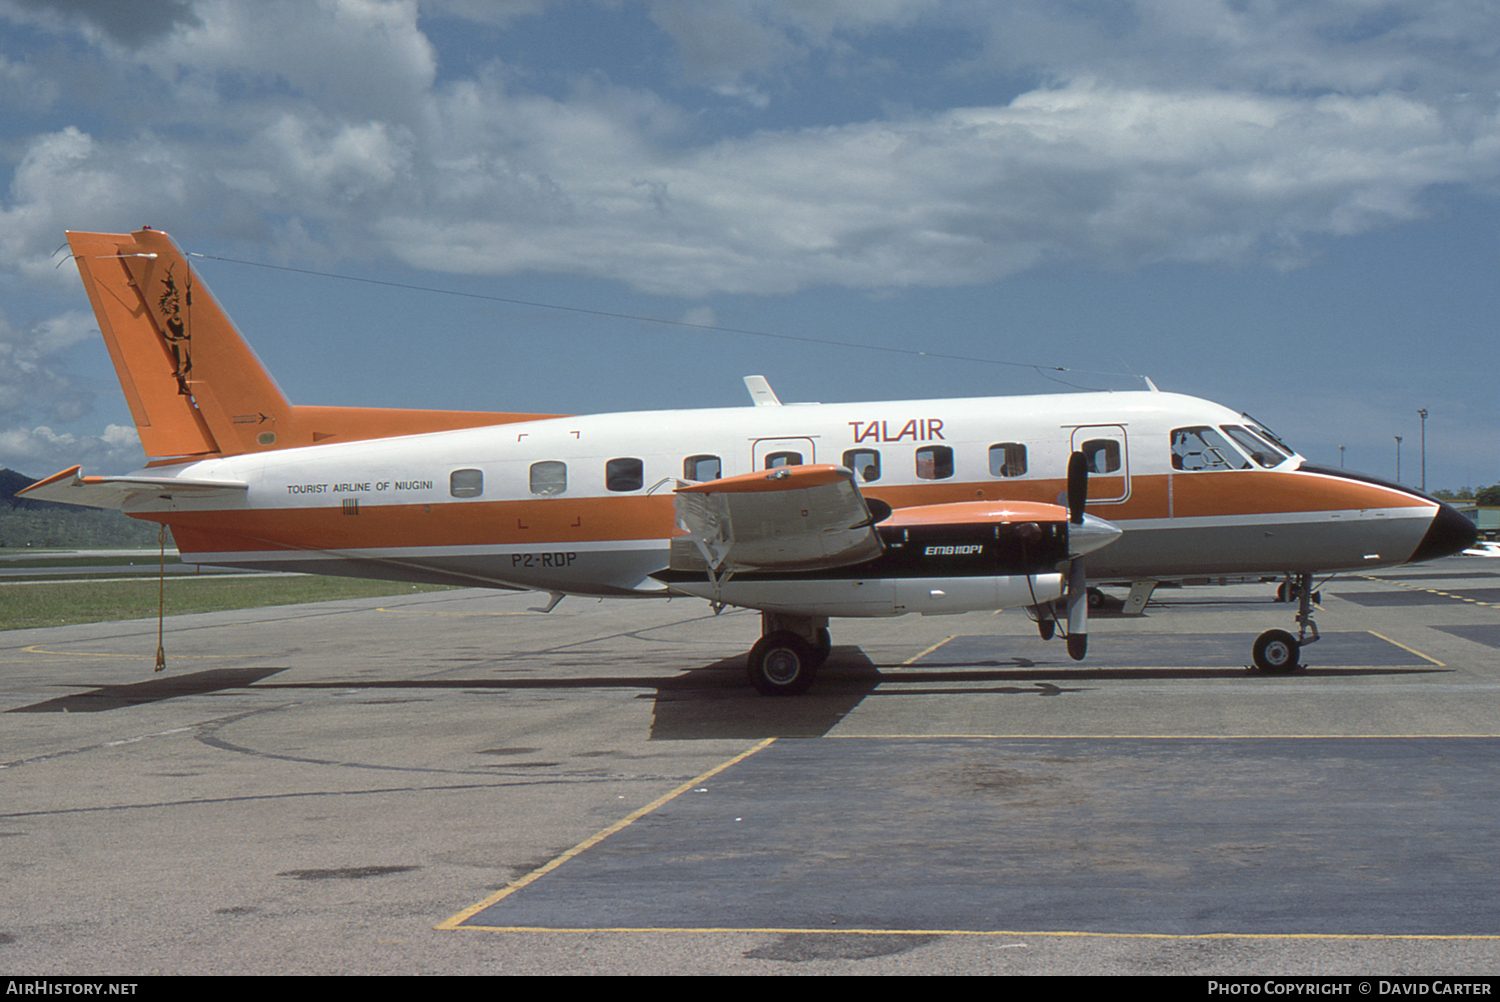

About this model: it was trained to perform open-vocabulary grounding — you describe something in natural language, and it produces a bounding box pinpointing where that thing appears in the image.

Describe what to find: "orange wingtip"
[16,465,83,495]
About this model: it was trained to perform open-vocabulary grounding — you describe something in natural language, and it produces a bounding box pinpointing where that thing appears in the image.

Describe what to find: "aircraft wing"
[17,465,249,511]
[672,464,884,574]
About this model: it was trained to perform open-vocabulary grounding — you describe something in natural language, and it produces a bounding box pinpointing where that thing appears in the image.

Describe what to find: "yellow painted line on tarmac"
[1359,574,1499,609]
[897,636,954,669]
[16,645,235,661]
[441,731,1500,939]
[1368,631,1446,666]
[374,607,542,617]
[439,736,779,933]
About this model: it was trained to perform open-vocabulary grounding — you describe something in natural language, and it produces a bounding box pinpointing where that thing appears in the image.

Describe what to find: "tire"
[1252,629,1301,673]
[809,627,832,668]
[747,630,818,696]
[1087,587,1105,609]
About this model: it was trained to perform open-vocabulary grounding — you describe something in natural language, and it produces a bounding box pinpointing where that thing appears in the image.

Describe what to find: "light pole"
[1395,436,1403,483]
[1418,408,1428,492]
[1339,445,1345,468]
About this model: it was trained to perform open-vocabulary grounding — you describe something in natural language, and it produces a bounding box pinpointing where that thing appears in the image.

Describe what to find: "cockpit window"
[1221,425,1291,468]
[1171,427,1250,471]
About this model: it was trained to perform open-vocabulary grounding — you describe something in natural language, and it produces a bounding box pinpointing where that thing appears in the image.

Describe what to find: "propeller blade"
[1067,451,1088,524]
[1061,449,1090,659]
[1066,557,1088,660]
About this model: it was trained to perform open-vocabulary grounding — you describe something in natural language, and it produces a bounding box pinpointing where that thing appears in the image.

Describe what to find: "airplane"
[21,228,1478,694]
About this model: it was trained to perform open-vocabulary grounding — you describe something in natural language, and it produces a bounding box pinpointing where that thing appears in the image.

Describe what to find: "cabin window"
[843,449,881,483]
[1080,439,1121,474]
[1171,427,1248,471]
[605,457,644,492]
[988,443,1027,478]
[764,450,803,469]
[684,454,721,482]
[1220,425,1291,468]
[449,468,483,498]
[529,461,567,495]
[915,445,954,480]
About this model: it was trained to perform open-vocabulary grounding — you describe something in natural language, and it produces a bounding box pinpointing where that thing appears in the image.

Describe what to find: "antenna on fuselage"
[743,375,782,407]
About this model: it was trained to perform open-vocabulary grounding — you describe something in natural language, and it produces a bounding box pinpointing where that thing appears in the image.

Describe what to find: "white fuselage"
[122,389,1453,607]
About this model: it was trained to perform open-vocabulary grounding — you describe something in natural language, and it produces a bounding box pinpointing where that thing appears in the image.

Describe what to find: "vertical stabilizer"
[66,228,557,460]
[67,229,290,458]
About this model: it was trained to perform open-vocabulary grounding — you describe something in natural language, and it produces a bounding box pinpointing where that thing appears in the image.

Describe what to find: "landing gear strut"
[746,613,829,696]
[1253,571,1320,673]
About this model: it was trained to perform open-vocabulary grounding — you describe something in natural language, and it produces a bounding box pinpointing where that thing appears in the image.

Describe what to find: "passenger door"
[1068,425,1130,504]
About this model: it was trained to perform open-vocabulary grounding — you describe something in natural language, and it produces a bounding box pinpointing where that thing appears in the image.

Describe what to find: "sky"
[1,0,1497,492]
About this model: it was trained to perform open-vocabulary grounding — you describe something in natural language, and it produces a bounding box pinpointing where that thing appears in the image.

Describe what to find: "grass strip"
[0,576,458,631]
[0,552,181,569]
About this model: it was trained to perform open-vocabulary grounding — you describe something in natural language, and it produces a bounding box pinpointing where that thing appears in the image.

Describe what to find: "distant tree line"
[1433,485,1500,506]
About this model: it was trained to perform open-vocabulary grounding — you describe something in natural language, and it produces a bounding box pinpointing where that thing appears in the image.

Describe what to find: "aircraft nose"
[1408,501,1479,564]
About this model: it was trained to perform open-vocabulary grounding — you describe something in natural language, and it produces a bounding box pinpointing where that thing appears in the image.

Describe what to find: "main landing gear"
[1252,571,1321,673]
[746,613,831,696]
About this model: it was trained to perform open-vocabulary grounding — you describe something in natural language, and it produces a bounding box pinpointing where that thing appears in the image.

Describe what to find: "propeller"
[1064,451,1090,660]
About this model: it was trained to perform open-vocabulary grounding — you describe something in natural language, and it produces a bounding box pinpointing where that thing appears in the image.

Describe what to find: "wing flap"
[672,464,883,573]
[18,465,249,511]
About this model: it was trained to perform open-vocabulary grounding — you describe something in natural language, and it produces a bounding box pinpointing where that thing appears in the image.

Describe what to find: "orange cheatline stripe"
[159,494,681,553]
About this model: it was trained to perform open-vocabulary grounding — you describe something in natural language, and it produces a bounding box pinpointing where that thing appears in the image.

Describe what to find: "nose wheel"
[1252,629,1301,673]
[1252,572,1319,672]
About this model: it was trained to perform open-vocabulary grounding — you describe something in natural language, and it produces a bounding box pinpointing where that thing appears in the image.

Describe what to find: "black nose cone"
[1409,501,1479,564]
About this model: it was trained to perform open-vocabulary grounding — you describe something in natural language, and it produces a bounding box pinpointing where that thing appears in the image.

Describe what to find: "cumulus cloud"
[0,307,137,474]
[0,423,140,474]
[3,0,198,47]
[2,0,1499,297]
[0,309,96,422]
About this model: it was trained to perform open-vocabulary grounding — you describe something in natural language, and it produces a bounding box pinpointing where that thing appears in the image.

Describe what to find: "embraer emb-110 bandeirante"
[23,228,1477,694]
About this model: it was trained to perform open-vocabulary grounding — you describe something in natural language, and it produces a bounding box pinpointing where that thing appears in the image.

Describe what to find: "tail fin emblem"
[157,266,192,395]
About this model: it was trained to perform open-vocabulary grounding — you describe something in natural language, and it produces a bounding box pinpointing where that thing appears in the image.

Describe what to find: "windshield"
[1221,425,1293,468]
[1240,412,1296,456]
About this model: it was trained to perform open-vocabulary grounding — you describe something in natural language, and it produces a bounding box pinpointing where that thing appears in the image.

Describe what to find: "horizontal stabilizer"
[672,464,883,573]
[18,465,248,511]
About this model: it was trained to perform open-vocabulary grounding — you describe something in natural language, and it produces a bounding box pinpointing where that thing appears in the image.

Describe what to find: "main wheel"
[1087,587,1106,609]
[809,627,832,668]
[1037,618,1056,641]
[747,630,818,696]
[1252,629,1301,673]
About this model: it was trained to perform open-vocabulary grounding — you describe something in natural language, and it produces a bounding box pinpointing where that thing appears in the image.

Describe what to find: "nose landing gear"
[1253,571,1320,673]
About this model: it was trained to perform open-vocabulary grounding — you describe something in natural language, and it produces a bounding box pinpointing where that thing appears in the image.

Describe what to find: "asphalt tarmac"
[3,556,1500,975]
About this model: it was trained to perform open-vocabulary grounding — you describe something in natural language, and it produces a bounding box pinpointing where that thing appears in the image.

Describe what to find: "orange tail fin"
[67,228,552,460]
